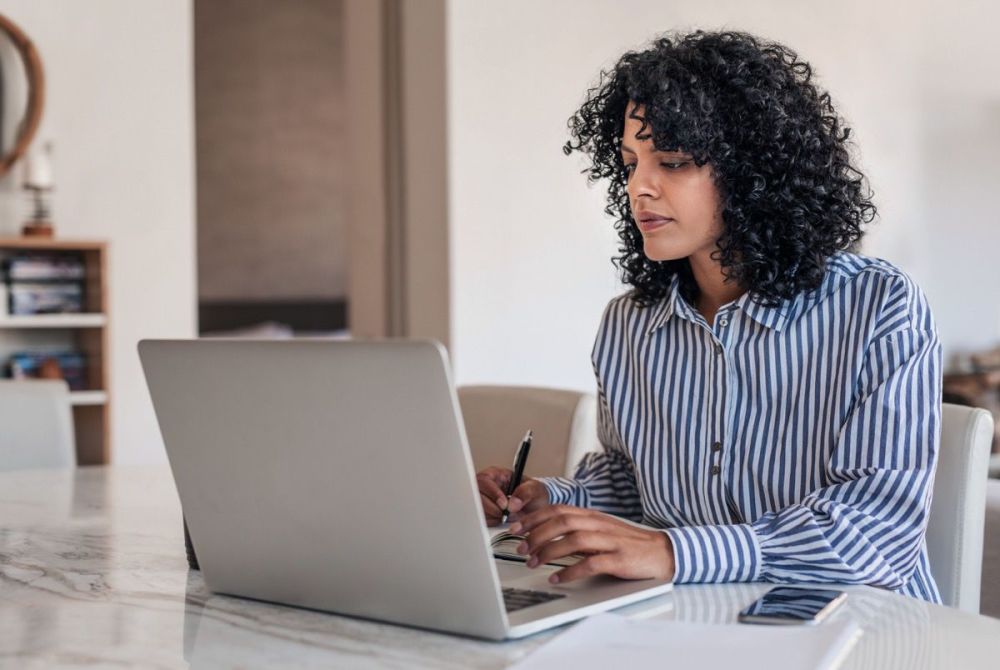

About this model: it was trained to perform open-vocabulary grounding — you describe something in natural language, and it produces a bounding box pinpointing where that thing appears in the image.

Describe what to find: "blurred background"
[0,0,997,465]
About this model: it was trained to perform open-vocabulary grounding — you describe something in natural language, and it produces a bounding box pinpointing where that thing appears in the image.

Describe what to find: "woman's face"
[622,102,724,263]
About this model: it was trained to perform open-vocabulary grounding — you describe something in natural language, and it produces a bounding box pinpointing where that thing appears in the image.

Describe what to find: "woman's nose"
[629,164,660,198]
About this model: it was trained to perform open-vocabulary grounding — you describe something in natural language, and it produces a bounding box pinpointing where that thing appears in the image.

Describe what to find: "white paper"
[510,613,862,670]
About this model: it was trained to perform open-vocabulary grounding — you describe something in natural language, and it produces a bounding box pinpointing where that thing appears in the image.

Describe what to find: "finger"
[510,481,536,500]
[476,467,511,488]
[517,506,648,542]
[503,505,534,525]
[509,504,569,534]
[521,511,611,554]
[528,531,617,568]
[480,467,513,489]
[550,553,616,584]
[510,504,587,536]
[508,483,540,513]
[476,474,509,508]
[479,492,503,521]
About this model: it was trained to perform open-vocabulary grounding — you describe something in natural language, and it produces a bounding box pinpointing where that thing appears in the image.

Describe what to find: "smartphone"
[737,586,847,625]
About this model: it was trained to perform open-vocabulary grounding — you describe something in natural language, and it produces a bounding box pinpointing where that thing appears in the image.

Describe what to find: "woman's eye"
[622,161,688,178]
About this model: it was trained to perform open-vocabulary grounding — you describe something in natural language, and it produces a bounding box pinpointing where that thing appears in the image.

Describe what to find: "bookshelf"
[0,313,107,328]
[0,238,110,465]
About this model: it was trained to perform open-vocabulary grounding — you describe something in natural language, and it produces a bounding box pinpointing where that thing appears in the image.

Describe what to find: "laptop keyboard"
[502,586,566,612]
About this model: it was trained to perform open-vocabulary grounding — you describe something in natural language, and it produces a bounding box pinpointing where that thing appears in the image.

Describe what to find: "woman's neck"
[688,252,746,325]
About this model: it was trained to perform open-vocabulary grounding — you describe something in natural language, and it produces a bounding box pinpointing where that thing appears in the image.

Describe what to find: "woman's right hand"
[476,466,550,526]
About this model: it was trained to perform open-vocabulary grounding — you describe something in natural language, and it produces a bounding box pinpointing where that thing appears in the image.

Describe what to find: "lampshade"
[23,140,53,189]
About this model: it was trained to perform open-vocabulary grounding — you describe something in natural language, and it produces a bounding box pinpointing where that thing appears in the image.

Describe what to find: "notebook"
[490,529,584,567]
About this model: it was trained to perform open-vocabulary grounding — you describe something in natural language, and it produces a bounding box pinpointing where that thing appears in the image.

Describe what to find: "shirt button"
[714,343,723,354]
[712,441,722,452]
[710,465,721,476]
[718,318,729,327]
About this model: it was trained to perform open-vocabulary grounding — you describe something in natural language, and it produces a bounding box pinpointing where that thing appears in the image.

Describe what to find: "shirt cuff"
[535,476,591,507]
[664,523,763,584]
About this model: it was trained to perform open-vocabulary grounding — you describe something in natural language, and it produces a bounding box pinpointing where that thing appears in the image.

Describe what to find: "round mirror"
[0,13,43,177]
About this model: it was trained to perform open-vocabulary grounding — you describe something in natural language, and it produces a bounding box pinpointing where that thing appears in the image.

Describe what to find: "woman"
[476,29,942,602]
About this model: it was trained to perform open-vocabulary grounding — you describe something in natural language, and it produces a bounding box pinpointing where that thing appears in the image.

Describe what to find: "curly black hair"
[562,30,876,307]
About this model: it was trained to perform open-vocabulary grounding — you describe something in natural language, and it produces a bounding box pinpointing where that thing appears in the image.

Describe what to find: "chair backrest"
[926,403,994,612]
[981,479,1000,619]
[457,385,599,478]
[0,380,76,471]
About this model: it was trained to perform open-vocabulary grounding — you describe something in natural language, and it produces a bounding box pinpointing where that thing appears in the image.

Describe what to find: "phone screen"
[738,587,846,624]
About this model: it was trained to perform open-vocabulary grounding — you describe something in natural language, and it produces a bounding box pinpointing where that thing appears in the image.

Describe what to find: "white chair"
[0,379,76,470]
[926,403,994,613]
[457,385,598,479]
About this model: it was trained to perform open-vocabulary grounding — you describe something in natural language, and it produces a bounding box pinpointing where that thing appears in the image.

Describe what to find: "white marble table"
[1,466,999,668]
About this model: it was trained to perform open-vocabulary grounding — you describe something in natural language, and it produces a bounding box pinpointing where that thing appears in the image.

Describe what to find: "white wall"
[447,0,1000,391]
[0,0,196,464]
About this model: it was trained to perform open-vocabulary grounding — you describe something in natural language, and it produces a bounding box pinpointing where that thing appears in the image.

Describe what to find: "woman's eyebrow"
[620,144,689,157]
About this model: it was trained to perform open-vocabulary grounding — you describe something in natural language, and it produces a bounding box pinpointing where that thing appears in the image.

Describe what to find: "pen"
[500,429,532,525]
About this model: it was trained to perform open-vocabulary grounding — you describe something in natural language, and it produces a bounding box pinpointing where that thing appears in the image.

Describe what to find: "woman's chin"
[642,242,688,263]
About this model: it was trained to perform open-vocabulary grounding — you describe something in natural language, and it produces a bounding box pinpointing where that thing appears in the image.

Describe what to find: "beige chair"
[926,403,994,613]
[457,385,599,478]
[982,479,1000,618]
[0,379,76,470]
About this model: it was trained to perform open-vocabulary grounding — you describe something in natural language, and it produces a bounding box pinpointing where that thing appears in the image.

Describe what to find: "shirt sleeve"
[535,381,645,522]
[665,274,942,588]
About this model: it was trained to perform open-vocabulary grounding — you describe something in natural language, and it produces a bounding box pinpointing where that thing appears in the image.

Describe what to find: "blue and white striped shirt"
[539,251,942,602]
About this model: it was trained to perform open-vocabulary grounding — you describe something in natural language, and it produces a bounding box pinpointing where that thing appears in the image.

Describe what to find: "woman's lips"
[638,217,674,233]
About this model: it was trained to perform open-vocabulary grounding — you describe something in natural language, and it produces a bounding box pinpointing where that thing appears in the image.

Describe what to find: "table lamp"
[22,140,54,237]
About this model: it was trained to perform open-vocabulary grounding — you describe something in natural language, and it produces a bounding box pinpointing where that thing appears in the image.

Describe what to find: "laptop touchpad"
[501,564,618,593]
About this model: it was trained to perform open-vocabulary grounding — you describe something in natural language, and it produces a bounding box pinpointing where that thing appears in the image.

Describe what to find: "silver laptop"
[138,339,672,640]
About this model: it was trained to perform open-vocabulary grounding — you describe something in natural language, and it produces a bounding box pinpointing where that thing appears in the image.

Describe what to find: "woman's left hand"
[509,505,676,584]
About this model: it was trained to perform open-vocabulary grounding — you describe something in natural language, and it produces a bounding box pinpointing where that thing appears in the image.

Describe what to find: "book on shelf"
[6,350,87,390]
[7,282,83,315]
[1,253,87,316]
[2,253,86,281]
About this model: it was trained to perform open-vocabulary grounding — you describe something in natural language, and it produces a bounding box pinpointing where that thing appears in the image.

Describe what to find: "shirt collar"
[642,275,683,335]
[644,274,793,334]
[737,293,792,332]
[644,255,862,336]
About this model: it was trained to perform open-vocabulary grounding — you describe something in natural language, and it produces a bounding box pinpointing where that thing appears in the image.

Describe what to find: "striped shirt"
[539,251,942,602]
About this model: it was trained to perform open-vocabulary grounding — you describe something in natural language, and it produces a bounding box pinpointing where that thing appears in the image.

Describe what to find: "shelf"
[0,239,110,465]
[0,237,106,251]
[70,390,107,406]
[0,313,107,328]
